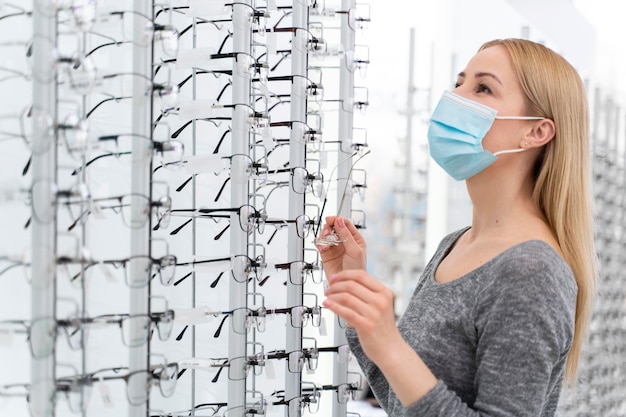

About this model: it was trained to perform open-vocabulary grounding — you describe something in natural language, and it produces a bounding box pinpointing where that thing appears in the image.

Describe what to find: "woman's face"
[453,45,531,155]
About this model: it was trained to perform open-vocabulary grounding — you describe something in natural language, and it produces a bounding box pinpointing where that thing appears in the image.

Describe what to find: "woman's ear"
[524,119,555,148]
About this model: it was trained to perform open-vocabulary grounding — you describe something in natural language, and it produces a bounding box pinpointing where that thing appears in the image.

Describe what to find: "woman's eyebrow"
[476,72,503,85]
[457,71,503,86]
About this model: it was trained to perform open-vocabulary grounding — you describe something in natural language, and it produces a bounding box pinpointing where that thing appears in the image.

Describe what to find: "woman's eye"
[477,83,491,94]
[454,82,462,88]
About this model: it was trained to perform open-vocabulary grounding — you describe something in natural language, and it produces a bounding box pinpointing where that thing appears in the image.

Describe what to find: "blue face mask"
[427,90,544,181]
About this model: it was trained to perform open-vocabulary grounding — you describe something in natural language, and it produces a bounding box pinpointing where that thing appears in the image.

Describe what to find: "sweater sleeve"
[406,247,577,416]
[345,327,393,409]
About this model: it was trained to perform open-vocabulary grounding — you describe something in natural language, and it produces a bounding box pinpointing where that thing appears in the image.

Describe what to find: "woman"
[316,39,596,416]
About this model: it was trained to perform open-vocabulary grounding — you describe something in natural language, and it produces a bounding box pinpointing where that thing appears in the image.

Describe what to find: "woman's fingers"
[323,215,338,228]
[324,281,376,309]
[323,218,366,264]
[323,280,374,325]
[322,296,365,329]
[323,271,388,320]
[341,216,366,246]
[328,270,385,293]
[315,216,367,273]
[334,217,362,244]
[314,216,339,253]
[323,270,399,366]
[318,216,363,244]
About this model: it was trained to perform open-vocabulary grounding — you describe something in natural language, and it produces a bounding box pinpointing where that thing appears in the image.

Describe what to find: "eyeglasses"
[0,382,29,410]
[171,306,226,342]
[254,74,324,106]
[22,309,174,358]
[0,106,53,155]
[268,23,327,54]
[0,320,29,353]
[1,248,176,289]
[82,71,181,114]
[71,135,184,176]
[0,254,28,277]
[172,294,268,341]
[54,363,178,409]
[166,253,237,287]
[0,63,30,85]
[149,401,228,417]
[272,382,321,417]
[267,119,324,151]
[291,166,325,197]
[169,115,230,146]
[172,67,233,98]
[172,150,268,198]
[310,2,371,30]
[172,101,267,134]
[265,348,322,374]
[94,9,179,57]
[58,53,98,96]
[314,150,371,246]
[174,46,256,78]
[168,152,232,194]
[32,0,98,31]
[72,192,171,230]
[1,108,90,167]
[71,254,178,288]
[168,204,266,234]
[351,209,367,229]
[177,352,266,384]
[274,259,322,285]
[212,307,270,338]
[322,382,360,404]
[9,366,156,417]
[240,304,322,331]
[176,170,320,233]
[2,378,78,417]
[178,1,232,18]
[170,253,267,289]
[0,317,74,358]
[0,3,31,20]
[284,305,323,329]
[324,371,363,403]
[57,112,90,159]
[273,344,352,375]
[60,311,175,348]
[22,32,92,89]
[272,377,360,415]
[181,300,322,342]
[151,395,266,417]
[211,212,318,243]
[29,180,91,226]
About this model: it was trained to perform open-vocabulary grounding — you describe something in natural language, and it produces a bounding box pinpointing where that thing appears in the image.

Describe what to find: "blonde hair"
[480,39,597,384]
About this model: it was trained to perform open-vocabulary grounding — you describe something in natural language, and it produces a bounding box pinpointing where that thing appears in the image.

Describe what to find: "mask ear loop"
[493,148,528,156]
[495,116,545,120]
[492,116,545,156]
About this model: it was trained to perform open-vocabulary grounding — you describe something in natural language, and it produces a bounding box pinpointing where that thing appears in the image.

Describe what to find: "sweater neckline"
[428,227,559,287]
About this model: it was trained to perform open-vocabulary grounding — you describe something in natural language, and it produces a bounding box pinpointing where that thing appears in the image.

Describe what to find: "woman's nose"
[451,84,470,99]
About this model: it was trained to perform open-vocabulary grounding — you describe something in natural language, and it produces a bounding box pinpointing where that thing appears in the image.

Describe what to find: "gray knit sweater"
[346,228,578,416]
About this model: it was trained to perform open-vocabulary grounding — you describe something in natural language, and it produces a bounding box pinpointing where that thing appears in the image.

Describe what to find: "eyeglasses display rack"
[0,1,371,416]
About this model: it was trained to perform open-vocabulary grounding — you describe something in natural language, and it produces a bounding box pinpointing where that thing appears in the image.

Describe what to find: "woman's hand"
[324,270,439,407]
[323,269,401,365]
[314,216,366,277]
